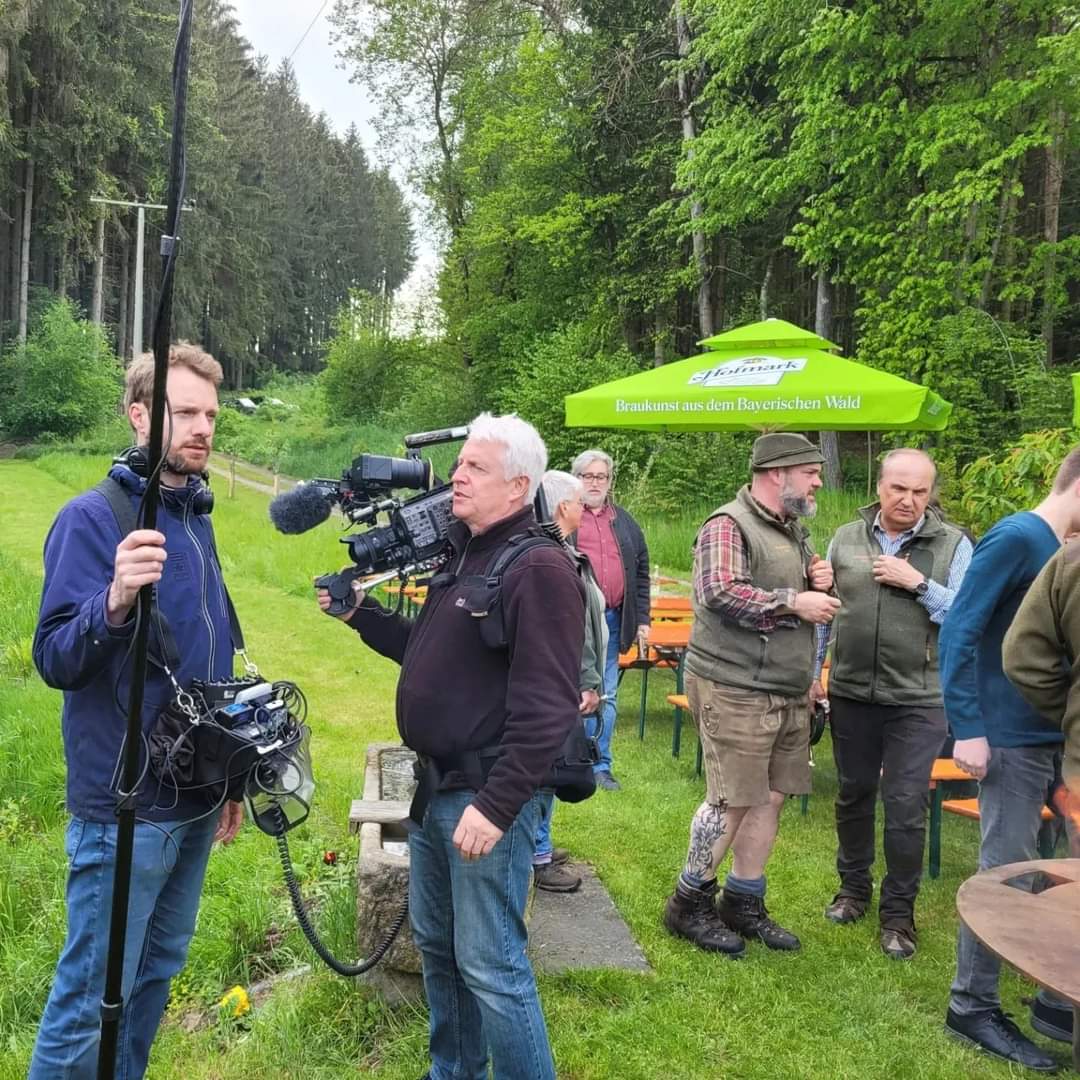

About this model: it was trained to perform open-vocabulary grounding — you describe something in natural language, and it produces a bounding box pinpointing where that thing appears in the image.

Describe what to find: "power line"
[287,0,331,62]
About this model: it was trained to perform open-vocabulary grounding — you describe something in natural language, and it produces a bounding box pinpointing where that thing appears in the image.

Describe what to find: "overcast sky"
[228,1,437,299]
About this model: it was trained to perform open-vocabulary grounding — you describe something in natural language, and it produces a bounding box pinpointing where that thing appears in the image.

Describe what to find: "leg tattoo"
[684,801,727,880]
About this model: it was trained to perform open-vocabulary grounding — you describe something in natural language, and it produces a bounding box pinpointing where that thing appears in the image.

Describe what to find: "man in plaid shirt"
[663,433,839,956]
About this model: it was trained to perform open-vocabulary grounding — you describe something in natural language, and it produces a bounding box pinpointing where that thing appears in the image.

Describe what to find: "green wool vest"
[687,486,814,697]
[827,505,963,706]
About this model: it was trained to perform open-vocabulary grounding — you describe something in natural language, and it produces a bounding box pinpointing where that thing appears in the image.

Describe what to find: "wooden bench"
[618,622,690,739]
[650,596,693,622]
[665,693,701,773]
[927,759,979,879]
[348,799,411,834]
[928,785,1059,879]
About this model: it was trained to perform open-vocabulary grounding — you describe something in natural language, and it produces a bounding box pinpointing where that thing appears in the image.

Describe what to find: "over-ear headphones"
[113,446,215,516]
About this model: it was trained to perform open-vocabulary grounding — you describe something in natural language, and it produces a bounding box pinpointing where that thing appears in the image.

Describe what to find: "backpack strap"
[457,532,565,627]
[485,531,564,584]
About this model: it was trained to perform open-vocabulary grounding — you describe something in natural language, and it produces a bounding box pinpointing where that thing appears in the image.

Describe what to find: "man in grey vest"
[663,433,840,956]
[819,449,971,960]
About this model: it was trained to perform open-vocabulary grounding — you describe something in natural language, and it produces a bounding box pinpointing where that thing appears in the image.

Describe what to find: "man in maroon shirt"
[571,449,651,790]
[318,414,585,1080]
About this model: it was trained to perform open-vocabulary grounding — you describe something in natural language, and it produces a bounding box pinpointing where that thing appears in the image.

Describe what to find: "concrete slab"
[529,862,652,974]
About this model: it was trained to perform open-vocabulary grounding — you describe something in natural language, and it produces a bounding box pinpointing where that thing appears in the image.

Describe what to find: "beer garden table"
[956,858,1080,1071]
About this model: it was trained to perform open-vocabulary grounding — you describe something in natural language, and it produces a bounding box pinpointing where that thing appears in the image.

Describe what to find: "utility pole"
[89,196,193,359]
[91,216,106,324]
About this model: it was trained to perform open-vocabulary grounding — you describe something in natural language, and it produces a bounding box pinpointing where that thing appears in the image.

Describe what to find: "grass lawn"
[0,455,1064,1079]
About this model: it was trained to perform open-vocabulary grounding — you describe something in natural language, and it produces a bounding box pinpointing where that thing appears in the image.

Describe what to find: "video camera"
[268,425,469,615]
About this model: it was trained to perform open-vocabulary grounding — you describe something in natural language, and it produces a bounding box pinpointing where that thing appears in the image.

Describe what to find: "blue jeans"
[409,789,555,1080]
[949,745,1059,1016]
[596,607,622,773]
[533,791,555,864]
[29,814,217,1080]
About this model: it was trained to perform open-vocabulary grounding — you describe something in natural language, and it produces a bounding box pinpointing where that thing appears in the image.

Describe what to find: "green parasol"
[565,318,952,432]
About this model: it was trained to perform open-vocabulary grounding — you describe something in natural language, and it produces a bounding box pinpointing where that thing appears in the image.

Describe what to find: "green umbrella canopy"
[565,320,951,432]
[698,317,838,353]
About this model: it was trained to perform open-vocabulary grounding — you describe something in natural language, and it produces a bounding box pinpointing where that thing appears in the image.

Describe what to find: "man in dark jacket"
[571,448,650,790]
[29,345,244,1080]
[319,413,585,1080]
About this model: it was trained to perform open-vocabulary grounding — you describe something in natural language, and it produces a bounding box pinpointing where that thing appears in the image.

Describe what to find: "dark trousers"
[830,695,946,930]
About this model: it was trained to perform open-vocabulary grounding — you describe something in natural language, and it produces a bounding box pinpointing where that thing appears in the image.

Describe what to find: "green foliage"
[496,323,645,470]
[319,297,478,433]
[0,300,121,439]
[618,432,756,518]
[2,3,414,382]
[956,428,1076,535]
[909,310,1069,474]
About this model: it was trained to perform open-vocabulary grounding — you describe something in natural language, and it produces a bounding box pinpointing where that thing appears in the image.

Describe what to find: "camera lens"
[353,454,431,491]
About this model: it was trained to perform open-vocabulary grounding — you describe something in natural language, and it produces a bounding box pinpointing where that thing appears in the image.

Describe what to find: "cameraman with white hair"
[318,413,585,1080]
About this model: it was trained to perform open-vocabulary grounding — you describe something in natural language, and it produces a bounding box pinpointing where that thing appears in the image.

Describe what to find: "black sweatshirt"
[346,506,586,831]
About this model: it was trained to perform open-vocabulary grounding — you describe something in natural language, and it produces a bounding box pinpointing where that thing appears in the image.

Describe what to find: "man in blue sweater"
[939,448,1080,1072]
[29,345,244,1080]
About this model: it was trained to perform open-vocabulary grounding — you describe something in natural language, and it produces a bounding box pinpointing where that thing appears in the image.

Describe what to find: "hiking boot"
[596,771,621,791]
[719,887,801,951]
[824,894,868,924]
[550,847,571,866]
[663,879,745,957]
[534,862,582,893]
[945,1008,1059,1072]
[880,926,916,960]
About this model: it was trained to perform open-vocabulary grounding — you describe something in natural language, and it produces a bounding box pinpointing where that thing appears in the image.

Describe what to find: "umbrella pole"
[866,432,872,499]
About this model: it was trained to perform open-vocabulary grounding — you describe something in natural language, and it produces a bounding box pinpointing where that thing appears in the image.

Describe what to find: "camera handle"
[315,559,446,616]
[314,566,368,616]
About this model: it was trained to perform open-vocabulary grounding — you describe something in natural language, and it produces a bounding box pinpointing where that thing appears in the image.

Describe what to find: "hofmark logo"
[688,355,807,388]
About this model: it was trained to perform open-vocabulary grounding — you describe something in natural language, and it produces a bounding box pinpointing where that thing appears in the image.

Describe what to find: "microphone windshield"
[269,484,333,534]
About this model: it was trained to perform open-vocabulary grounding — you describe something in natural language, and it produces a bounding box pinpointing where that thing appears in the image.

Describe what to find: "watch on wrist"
[914,579,929,597]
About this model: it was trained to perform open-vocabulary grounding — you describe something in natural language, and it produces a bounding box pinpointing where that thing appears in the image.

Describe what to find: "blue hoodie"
[33,464,236,823]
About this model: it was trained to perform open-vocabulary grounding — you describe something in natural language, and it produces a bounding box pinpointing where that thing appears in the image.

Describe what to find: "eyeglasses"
[579,473,610,483]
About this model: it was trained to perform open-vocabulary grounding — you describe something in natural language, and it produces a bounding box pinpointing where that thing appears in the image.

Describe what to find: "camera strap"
[95,476,248,673]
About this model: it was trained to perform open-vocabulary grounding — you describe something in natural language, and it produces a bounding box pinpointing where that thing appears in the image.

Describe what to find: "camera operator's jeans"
[28,813,217,1080]
[596,607,622,773]
[409,789,555,1080]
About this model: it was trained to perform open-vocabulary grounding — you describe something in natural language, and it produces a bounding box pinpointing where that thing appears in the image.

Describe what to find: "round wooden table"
[956,858,1080,1070]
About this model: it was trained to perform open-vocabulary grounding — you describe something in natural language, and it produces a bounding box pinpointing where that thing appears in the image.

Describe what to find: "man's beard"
[165,446,208,475]
[780,486,817,519]
[582,490,606,510]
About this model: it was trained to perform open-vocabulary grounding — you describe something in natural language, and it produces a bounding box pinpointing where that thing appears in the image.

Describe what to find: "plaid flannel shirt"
[693,509,803,632]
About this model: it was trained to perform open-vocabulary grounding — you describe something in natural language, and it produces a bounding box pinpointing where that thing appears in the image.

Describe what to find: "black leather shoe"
[945,1008,1059,1072]
[719,887,801,951]
[824,894,868,924]
[880,927,916,960]
[663,879,746,957]
[550,846,571,865]
[1031,990,1074,1044]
